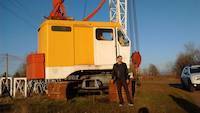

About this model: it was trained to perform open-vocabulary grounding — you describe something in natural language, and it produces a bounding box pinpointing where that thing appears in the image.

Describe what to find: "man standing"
[112,55,133,106]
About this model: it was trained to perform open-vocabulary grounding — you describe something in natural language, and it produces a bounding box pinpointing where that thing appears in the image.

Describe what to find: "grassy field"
[0,76,200,113]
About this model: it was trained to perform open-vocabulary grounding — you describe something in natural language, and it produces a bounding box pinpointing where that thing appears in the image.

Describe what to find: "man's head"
[116,55,123,63]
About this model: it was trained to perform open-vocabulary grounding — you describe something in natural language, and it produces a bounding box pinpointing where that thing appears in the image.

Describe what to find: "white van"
[181,65,200,92]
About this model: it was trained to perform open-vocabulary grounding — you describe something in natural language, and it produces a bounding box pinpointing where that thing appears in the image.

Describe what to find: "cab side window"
[117,30,129,46]
[51,26,72,32]
[96,29,113,41]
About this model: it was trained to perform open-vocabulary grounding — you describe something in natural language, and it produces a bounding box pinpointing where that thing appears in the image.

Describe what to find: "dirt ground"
[0,76,200,113]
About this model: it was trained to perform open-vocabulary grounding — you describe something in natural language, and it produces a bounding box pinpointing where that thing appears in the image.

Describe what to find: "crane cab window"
[117,30,129,46]
[51,26,71,32]
[96,29,113,41]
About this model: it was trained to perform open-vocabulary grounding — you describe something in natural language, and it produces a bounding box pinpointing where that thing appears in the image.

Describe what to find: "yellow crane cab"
[37,19,131,79]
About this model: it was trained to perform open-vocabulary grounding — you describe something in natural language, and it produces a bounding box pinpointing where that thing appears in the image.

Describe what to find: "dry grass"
[0,76,200,113]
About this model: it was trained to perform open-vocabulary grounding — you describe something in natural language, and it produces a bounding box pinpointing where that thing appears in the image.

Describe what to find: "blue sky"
[0,0,200,73]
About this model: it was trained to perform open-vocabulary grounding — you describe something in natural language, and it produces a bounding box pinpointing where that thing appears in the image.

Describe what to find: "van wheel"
[188,80,195,92]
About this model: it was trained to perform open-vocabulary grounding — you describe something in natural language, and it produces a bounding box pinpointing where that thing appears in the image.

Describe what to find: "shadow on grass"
[169,83,184,89]
[168,83,190,93]
[169,95,200,113]
[169,83,200,92]
[95,96,110,103]
[138,107,149,113]
[0,103,14,113]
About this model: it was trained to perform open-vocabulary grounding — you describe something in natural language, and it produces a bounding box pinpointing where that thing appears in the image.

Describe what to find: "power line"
[12,0,25,9]
[0,53,24,76]
[0,4,36,29]
[0,53,24,61]
[10,0,36,18]
[7,0,21,10]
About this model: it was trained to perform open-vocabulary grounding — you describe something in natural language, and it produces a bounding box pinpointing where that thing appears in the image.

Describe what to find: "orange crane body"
[48,0,67,19]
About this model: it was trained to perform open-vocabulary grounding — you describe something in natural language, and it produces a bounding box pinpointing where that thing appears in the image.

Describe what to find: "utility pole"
[6,53,8,78]
[5,53,9,87]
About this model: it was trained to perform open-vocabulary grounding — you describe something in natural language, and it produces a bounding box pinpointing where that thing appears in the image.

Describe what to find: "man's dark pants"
[115,79,133,104]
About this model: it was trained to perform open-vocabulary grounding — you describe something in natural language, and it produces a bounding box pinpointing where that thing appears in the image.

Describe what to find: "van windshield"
[190,67,200,74]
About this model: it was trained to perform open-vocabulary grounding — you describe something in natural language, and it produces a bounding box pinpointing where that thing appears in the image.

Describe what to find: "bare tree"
[14,63,26,77]
[148,64,160,76]
[142,68,149,76]
[173,42,200,76]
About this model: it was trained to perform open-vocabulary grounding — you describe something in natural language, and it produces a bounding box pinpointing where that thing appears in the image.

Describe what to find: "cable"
[0,4,36,29]
[7,0,21,9]
[128,0,134,51]
[129,0,140,51]
[0,54,24,75]
[12,0,26,9]
[8,0,33,15]
[132,0,140,51]
[13,0,37,18]
[83,0,106,21]
[128,0,136,51]
[0,54,24,61]
[7,0,37,25]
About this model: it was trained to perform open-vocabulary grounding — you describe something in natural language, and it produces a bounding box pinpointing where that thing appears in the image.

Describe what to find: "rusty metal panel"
[47,82,68,100]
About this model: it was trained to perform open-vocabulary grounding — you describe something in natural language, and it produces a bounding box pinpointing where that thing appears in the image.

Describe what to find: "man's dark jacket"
[112,62,129,82]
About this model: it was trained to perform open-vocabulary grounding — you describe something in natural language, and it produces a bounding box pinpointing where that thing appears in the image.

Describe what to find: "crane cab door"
[115,29,131,67]
[94,28,116,66]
